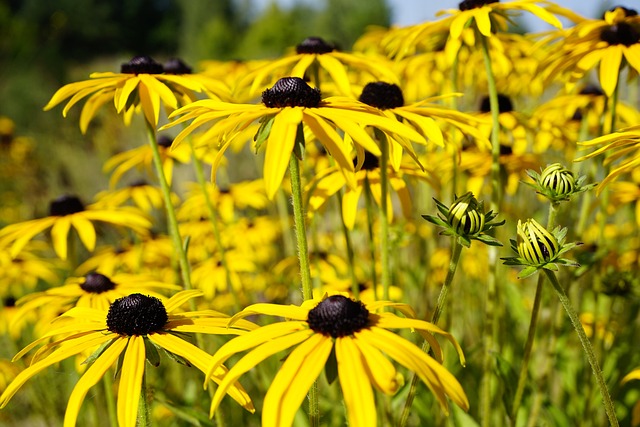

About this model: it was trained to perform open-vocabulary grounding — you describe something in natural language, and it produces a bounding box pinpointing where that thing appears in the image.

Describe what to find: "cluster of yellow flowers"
[1,2,640,426]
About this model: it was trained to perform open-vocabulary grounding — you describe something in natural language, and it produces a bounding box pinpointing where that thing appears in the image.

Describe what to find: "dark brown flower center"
[296,37,335,54]
[307,295,369,338]
[49,195,85,216]
[600,22,640,46]
[106,293,168,336]
[480,94,513,113]
[80,272,117,294]
[459,0,499,11]
[262,77,321,108]
[164,58,192,74]
[604,6,638,18]
[157,135,173,148]
[120,56,164,74]
[359,82,404,110]
[357,151,380,170]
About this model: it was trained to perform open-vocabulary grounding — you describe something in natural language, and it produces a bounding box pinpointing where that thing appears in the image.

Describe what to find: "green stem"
[145,123,192,291]
[188,138,240,312]
[103,372,118,427]
[543,270,619,427]
[137,370,150,427]
[288,152,318,425]
[377,131,391,301]
[397,238,464,427]
[510,203,560,424]
[480,33,502,427]
[364,177,379,299]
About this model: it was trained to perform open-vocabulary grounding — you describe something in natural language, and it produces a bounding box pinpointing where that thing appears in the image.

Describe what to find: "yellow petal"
[115,76,140,113]
[353,336,400,395]
[207,321,308,380]
[342,185,363,230]
[64,338,127,427]
[208,329,313,417]
[262,333,332,427]
[302,111,355,175]
[117,336,145,427]
[51,216,72,260]
[289,54,315,79]
[139,74,178,110]
[336,336,376,427]
[71,215,97,252]
[137,82,160,126]
[164,290,203,313]
[264,108,304,199]
[0,332,112,409]
[474,8,493,37]
[317,54,352,95]
[599,46,623,97]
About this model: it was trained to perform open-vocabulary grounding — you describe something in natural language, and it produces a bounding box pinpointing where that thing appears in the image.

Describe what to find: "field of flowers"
[1,1,640,426]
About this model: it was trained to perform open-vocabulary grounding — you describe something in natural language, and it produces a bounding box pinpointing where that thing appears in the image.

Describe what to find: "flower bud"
[447,193,486,237]
[539,163,576,198]
[516,219,560,265]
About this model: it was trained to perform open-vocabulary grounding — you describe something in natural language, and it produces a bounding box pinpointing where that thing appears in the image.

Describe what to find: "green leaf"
[82,338,116,366]
[324,345,338,385]
[518,266,540,279]
[144,337,161,367]
[253,114,275,153]
[493,352,519,417]
[163,348,193,367]
[475,234,503,247]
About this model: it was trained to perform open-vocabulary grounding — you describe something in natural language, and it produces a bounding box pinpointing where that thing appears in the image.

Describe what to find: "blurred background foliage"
[0,0,390,222]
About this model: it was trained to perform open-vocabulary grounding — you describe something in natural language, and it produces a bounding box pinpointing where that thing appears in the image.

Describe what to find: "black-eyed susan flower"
[502,218,580,279]
[0,194,151,260]
[356,81,490,170]
[12,272,180,324]
[43,55,219,132]
[542,6,640,97]
[205,294,468,427]
[240,36,399,97]
[0,290,257,427]
[383,0,562,61]
[163,77,426,199]
[523,163,595,203]
[423,191,504,247]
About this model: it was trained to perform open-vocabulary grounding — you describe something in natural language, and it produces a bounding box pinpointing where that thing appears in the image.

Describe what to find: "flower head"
[423,192,504,247]
[0,290,257,427]
[163,77,426,199]
[205,294,468,427]
[502,218,580,279]
[43,55,223,132]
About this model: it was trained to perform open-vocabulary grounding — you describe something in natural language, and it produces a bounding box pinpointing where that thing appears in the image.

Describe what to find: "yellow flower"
[0,195,151,260]
[0,290,256,427]
[44,56,217,132]
[94,180,166,213]
[383,0,562,61]
[239,36,398,97]
[542,6,640,97]
[205,294,468,427]
[163,77,426,199]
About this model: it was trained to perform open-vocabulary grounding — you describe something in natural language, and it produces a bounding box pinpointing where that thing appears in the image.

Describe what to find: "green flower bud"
[539,163,576,198]
[423,192,504,248]
[524,163,596,203]
[447,193,486,237]
[516,218,560,265]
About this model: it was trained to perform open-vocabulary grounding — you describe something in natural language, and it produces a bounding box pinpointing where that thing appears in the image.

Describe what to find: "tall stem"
[543,269,619,426]
[480,33,501,427]
[103,372,118,427]
[288,151,318,425]
[510,203,559,424]
[137,371,150,427]
[146,123,193,291]
[398,239,464,427]
[377,131,391,300]
[364,177,379,299]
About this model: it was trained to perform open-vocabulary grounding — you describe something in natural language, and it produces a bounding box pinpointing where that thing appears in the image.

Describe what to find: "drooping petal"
[262,333,333,427]
[207,321,308,379]
[50,216,72,260]
[139,74,178,110]
[115,76,141,113]
[599,45,623,97]
[263,107,304,199]
[64,338,127,427]
[117,336,145,427]
[336,336,376,427]
[208,329,313,417]
[317,54,352,95]
[353,336,400,395]
[71,215,97,252]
